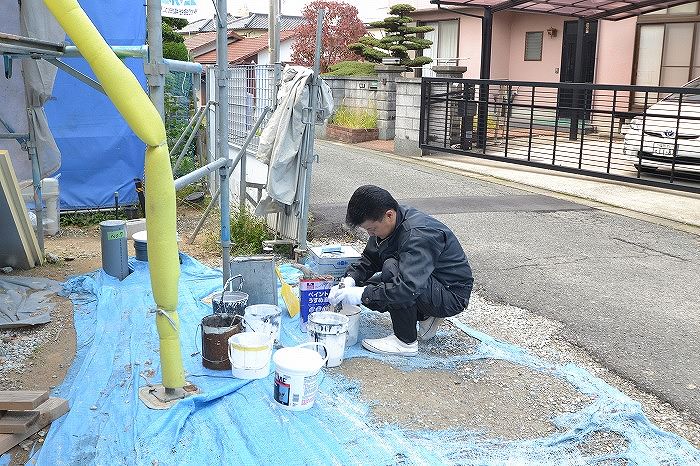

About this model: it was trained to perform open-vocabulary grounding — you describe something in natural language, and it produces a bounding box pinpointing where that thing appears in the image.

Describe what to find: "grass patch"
[60,210,128,227]
[322,61,377,77]
[202,208,273,256]
[329,105,378,130]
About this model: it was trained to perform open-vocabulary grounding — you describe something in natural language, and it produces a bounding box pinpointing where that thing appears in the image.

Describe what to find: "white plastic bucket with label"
[227,332,272,379]
[307,311,349,367]
[272,342,327,411]
[340,304,360,347]
[243,304,282,344]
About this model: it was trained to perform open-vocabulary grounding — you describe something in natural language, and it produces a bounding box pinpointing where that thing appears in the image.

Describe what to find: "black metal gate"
[418,77,700,194]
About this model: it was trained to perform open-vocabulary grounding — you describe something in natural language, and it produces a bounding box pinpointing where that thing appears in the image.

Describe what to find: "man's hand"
[328,285,366,306]
[328,277,357,305]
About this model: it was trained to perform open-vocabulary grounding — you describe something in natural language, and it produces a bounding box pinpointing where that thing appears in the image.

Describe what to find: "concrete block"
[394,137,424,157]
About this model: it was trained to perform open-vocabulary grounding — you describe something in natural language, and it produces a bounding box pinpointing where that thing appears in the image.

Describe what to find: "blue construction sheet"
[44,0,146,210]
[31,256,700,465]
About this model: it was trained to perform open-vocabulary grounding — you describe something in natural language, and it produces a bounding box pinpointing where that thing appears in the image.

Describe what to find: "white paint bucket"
[340,304,361,347]
[243,304,282,344]
[272,342,327,411]
[227,332,272,380]
[307,311,349,368]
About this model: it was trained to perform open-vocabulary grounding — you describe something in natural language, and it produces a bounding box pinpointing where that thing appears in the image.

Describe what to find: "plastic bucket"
[243,304,282,344]
[272,342,327,411]
[133,230,148,261]
[340,304,360,347]
[227,332,273,380]
[307,311,349,368]
[212,275,248,315]
[200,313,242,370]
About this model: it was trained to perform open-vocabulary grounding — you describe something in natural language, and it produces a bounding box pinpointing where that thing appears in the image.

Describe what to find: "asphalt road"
[309,140,700,420]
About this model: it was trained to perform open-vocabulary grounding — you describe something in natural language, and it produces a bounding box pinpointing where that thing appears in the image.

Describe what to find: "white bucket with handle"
[272,342,327,411]
[307,311,349,367]
[340,304,360,347]
[227,332,272,379]
[243,304,282,344]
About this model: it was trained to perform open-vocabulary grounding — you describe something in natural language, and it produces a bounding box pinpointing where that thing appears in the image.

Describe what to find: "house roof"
[183,13,305,34]
[178,14,239,34]
[431,0,695,20]
[183,30,244,56]
[193,29,296,65]
[228,13,305,31]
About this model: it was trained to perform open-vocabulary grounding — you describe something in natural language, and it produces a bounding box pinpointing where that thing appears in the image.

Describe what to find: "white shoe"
[362,334,418,356]
[418,317,444,341]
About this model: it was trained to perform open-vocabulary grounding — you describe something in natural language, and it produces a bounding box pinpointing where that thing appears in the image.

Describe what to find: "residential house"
[407,0,700,103]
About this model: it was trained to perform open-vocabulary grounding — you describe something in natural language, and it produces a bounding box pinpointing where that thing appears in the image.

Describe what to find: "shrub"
[322,61,377,77]
[230,208,273,256]
[329,105,378,129]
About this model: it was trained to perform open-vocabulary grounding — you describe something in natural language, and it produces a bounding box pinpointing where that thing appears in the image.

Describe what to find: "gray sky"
[192,0,392,22]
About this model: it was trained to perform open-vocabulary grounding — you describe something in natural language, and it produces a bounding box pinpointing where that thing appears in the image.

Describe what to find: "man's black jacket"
[346,205,473,309]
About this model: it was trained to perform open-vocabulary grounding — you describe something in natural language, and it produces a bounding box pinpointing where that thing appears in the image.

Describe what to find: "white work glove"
[327,277,356,306]
[331,286,366,306]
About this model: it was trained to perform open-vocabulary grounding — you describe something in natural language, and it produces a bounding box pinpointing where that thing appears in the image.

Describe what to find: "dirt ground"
[2,203,699,463]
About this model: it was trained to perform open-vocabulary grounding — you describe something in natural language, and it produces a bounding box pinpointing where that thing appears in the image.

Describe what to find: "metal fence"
[419,77,700,194]
[227,64,278,153]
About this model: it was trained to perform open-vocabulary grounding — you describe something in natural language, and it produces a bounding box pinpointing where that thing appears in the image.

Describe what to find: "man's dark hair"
[345,185,399,227]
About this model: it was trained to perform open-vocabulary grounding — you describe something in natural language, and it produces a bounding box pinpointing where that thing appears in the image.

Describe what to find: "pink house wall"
[411,6,638,88]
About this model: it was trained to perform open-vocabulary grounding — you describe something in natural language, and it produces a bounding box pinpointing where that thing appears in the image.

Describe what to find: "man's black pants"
[365,258,472,344]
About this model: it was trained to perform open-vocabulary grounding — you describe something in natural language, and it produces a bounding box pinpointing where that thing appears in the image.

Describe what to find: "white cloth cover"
[254,65,333,215]
[0,0,63,187]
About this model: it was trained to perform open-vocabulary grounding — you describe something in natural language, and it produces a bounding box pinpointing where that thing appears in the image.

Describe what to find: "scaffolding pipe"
[173,157,227,190]
[188,107,271,244]
[171,105,208,172]
[146,0,165,119]
[216,0,231,284]
[296,9,324,251]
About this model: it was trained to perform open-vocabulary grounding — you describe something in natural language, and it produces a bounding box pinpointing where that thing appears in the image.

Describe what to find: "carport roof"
[431,0,694,20]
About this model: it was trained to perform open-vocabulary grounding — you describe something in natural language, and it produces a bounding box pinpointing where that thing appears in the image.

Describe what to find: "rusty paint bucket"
[200,313,242,370]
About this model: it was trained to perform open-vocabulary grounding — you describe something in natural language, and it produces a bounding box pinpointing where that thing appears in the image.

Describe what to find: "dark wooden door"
[558,20,598,118]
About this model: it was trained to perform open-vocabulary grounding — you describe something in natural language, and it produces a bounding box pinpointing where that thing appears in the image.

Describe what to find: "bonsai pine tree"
[348,4,434,68]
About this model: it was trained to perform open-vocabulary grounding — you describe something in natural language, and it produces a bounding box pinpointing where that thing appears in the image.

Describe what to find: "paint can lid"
[273,346,324,374]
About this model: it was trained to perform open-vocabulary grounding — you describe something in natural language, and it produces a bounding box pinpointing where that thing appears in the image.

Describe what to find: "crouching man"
[328,185,473,356]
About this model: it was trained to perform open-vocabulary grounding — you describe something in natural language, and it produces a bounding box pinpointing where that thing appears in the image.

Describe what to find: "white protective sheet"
[0,0,63,187]
[254,65,333,215]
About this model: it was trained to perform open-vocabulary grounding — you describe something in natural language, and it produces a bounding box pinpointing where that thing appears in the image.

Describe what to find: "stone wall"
[319,75,424,156]
[394,78,423,157]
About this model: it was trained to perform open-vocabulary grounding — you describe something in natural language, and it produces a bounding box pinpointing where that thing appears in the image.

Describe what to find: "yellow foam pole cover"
[42,0,165,147]
[44,0,185,388]
[146,145,185,387]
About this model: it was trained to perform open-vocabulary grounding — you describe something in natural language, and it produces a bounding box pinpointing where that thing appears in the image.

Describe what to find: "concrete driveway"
[309,139,700,420]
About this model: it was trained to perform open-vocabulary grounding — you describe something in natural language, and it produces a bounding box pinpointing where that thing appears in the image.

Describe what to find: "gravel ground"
[460,291,700,449]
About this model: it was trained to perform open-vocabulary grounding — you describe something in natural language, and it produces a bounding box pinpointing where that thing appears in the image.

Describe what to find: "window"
[420,20,459,77]
[633,4,700,105]
[525,31,543,61]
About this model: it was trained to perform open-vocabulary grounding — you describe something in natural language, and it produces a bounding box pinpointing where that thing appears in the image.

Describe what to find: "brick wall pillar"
[375,65,405,140]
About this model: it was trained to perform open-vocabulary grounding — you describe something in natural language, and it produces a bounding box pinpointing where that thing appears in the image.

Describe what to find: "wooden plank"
[0,398,69,455]
[0,410,39,433]
[0,151,42,269]
[0,391,49,410]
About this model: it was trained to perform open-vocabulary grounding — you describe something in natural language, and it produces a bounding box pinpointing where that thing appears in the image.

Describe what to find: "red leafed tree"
[290,1,368,72]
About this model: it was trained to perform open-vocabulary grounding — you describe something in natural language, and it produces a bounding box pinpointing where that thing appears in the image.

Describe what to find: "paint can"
[99,220,129,280]
[211,275,248,315]
[228,332,273,379]
[200,313,242,370]
[307,311,349,368]
[132,230,148,261]
[272,342,327,411]
[340,303,361,347]
[243,304,282,344]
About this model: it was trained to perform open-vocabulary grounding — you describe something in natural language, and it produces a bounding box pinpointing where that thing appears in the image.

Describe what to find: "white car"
[623,77,700,174]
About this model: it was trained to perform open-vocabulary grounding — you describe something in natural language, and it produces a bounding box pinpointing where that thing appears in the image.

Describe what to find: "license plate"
[653,142,674,156]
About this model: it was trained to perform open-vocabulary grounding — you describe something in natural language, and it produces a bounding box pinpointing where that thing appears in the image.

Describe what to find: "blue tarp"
[45,1,146,210]
[32,257,700,465]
